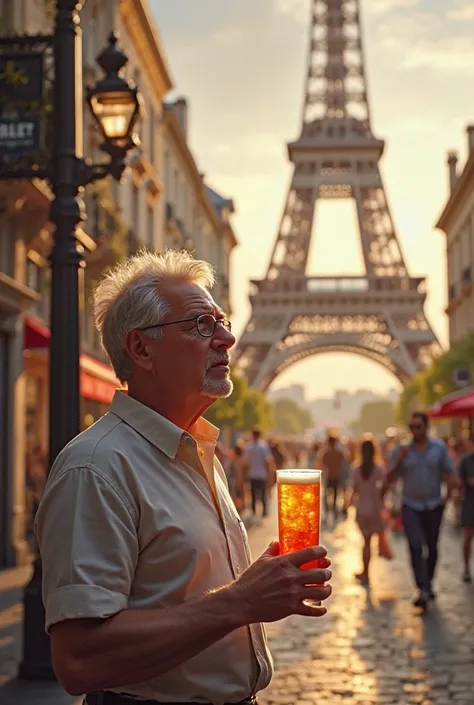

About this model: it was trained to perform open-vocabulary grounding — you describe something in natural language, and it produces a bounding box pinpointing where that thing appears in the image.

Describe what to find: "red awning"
[24,317,118,405]
[24,316,50,349]
[80,370,116,405]
[429,388,474,418]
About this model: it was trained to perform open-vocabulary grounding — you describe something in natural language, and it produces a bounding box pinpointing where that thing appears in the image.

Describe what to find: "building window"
[0,221,15,277]
[26,258,41,292]
[147,204,154,249]
[132,183,140,241]
[133,68,142,142]
[149,105,155,165]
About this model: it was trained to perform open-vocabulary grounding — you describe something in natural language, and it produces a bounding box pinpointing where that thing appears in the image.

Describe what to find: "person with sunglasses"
[35,250,332,705]
[387,412,457,612]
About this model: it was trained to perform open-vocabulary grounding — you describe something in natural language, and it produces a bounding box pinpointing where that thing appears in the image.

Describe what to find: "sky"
[150,0,474,400]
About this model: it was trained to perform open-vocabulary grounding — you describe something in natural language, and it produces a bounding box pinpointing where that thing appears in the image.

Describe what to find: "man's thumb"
[262,541,280,557]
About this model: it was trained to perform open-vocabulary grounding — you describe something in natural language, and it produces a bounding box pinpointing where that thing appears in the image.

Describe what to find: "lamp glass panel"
[90,91,136,140]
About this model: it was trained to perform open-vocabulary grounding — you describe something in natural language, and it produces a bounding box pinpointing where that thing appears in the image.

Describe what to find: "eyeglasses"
[409,424,423,431]
[138,313,232,339]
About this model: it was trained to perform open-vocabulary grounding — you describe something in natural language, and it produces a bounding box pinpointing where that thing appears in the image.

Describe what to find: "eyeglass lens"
[196,315,231,337]
[197,315,216,337]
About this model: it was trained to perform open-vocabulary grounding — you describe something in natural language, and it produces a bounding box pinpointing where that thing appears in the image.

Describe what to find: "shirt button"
[199,449,204,457]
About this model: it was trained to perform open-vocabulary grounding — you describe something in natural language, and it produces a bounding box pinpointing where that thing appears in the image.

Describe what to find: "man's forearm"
[53,583,247,696]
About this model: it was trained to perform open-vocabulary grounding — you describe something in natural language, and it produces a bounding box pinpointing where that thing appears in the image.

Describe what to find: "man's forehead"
[162,279,219,311]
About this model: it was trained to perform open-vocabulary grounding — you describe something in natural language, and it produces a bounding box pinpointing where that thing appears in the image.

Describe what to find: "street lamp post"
[19,0,141,680]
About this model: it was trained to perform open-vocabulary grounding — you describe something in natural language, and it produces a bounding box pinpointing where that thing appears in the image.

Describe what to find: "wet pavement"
[250,500,474,705]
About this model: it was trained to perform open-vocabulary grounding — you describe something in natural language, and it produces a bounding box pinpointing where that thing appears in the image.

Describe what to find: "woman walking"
[346,438,391,585]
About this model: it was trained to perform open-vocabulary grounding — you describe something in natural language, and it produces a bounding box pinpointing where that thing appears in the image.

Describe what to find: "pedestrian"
[345,438,391,586]
[458,434,474,582]
[321,435,345,524]
[227,442,246,514]
[388,411,458,611]
[35,250,332,704]
[244,428,275,520]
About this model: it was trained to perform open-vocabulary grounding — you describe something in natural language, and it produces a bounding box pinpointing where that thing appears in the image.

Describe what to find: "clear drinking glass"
[277,469,322,571]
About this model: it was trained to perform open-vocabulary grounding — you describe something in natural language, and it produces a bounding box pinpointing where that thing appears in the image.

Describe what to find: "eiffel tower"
[233,0,441,391]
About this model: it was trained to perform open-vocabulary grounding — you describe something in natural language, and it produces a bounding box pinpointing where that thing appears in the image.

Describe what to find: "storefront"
[0,331,8,565]
[23,316,119,450]
[0,273,40,568]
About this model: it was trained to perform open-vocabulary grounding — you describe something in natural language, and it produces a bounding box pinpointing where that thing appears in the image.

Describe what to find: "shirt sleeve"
[35,466,139,633]
[440,443,455,474]
[388,446,403,473]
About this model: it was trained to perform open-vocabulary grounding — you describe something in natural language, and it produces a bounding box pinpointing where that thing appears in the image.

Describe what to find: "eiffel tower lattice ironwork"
[233,0,441,391]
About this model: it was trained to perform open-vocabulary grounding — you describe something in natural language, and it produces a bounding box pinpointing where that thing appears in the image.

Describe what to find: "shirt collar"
[109,390,220,459]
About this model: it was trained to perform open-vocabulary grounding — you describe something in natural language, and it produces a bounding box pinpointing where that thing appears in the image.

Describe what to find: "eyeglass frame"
[137,313,232,339]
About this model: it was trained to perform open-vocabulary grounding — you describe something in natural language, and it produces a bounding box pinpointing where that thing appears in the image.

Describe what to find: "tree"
[204,373,271,432]
[239,388,272,433]
[352,400,396,436]
[396,330,474,423]
[270,397,313,436]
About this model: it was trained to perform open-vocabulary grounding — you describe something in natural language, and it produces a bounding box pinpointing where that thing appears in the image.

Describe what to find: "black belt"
[84,692,258,705]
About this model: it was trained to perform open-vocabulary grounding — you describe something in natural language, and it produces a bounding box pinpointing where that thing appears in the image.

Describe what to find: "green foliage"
[352,400,397,435]
[396,331,474,423]
[270,397,313,436]
[204,374,271,432]
[240,388,272,433]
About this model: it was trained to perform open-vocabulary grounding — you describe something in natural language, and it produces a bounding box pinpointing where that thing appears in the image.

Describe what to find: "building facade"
[0,0,172,568]
[436,126,474,345]
[163,98,237,315]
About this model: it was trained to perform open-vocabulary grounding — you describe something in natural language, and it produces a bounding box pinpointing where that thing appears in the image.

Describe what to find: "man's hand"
[228,543,332,623]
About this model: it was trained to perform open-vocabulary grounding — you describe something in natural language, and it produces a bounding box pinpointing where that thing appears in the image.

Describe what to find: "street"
[251,498,474,705]
[1,497,474,704]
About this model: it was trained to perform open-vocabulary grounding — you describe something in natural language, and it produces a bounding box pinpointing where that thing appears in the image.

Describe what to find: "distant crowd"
[216,417,474,608]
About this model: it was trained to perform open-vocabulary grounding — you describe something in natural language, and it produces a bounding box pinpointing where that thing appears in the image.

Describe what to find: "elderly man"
[36,250,332,705]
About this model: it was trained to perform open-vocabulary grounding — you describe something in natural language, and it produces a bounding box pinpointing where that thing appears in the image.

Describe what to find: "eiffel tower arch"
[233,0,441,392]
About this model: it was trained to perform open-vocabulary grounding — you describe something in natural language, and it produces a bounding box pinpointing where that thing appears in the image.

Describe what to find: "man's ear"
[124,330,154,372]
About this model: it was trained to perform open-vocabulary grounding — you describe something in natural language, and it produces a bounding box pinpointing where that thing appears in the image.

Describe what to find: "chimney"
[467,125,474,153]
[171,98,189,140]
[447,151,458,193]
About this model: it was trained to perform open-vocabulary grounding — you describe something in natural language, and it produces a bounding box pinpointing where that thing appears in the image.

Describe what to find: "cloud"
[447,2,474,20]
[275,0,420,22]
[401,35,474,70]
[275,0,307,22]
[367,0,420,14]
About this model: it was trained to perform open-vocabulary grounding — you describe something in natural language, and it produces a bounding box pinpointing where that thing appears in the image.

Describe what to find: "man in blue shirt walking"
[389,412,457,612]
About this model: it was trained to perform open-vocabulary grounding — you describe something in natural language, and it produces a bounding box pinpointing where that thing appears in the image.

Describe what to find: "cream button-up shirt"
[36,391,273,704]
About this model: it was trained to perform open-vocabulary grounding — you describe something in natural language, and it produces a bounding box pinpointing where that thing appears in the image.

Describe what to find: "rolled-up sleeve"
[35,466,138,633]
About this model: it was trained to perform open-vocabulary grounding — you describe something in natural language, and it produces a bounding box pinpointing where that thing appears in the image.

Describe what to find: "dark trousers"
[402,504,444,592]
[250,479,268,517]
[324,480,340,517]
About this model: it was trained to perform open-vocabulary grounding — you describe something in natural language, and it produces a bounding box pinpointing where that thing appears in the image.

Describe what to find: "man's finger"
[285,545,328,566]
[302,585,332,601]
[299,568,332,584]
[261,541,280,558]
[297,603,327,618]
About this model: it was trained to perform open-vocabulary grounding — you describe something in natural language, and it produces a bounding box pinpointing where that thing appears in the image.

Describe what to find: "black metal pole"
[19,0,84,680]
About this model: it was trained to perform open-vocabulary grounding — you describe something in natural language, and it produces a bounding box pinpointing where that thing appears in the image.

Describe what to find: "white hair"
[93,249,216,382]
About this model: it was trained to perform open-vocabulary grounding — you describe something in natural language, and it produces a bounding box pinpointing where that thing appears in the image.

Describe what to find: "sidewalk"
[0,565,81,705]
[251,503,474,705]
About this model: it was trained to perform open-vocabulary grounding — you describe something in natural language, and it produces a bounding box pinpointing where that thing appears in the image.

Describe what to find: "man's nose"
[212,324,236,350]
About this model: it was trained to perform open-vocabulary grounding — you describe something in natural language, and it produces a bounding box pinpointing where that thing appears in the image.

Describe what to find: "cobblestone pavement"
[249,500,474,705]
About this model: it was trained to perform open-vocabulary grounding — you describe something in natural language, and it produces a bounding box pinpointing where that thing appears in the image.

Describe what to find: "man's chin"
[201,380,234,400]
